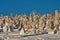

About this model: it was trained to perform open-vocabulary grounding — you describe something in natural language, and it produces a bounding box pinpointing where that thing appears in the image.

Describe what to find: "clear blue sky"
[0,0,60,16]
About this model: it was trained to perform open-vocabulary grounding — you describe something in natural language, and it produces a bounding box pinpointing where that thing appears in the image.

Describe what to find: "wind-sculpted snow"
[0,10,60,35]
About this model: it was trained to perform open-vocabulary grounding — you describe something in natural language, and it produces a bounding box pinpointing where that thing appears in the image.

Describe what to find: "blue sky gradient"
[0,0,60,16]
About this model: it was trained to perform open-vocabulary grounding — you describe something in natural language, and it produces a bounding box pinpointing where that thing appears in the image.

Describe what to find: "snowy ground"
[0,33,60,40]
[0,32,60,40]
